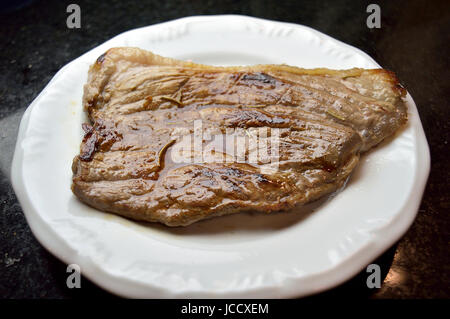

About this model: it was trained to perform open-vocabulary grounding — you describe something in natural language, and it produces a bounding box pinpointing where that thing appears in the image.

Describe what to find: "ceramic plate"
[11,15,430,298]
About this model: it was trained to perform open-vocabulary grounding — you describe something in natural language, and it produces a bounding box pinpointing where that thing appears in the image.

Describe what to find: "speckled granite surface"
[0,0,448,299]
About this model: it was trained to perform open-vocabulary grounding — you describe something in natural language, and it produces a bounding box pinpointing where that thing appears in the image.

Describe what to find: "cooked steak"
[72,47,407,226]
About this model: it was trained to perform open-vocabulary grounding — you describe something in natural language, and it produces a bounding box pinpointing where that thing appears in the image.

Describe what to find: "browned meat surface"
[72,47,407,226]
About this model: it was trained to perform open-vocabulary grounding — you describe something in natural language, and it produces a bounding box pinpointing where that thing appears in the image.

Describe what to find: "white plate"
[11,15,430,298]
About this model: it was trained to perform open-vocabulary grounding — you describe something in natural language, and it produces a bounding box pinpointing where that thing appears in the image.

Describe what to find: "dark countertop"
[0,0,448,299]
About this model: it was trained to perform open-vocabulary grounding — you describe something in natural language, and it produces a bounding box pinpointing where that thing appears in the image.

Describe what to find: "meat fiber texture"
[72,47,407,226]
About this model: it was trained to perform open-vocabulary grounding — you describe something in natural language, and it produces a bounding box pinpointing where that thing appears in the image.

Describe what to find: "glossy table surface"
[0,0,448,298]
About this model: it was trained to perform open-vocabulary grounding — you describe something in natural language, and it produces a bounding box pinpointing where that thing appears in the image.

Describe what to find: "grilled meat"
[72,47,406,226]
